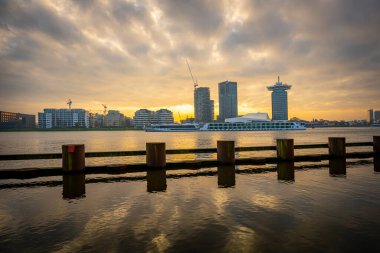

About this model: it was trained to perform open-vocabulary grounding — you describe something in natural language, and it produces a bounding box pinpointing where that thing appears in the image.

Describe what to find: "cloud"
[0,0,379,120]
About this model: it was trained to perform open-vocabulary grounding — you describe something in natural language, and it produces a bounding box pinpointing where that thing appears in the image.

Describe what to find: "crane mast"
[67,99,72,110]
[102,104,107,115]
[186,59,198,90]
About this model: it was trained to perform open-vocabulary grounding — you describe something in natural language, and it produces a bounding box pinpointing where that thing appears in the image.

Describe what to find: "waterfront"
[1,128,380,252]
[1,161,380,252]
[0,127,379,169]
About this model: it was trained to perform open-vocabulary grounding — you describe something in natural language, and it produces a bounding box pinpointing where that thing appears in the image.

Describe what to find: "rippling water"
[0,127,379,169]
[1,160,380,252]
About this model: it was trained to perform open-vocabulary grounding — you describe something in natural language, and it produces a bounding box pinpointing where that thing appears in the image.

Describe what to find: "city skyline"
[1,0,380,121]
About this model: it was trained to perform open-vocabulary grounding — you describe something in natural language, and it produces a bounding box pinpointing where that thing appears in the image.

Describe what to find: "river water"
[1,128,380,252]
[0,127,379,169]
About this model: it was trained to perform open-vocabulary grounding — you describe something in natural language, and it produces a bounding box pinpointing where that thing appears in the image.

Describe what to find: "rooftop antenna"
[102,104,107,115]
[67,99,72,110]
[186,59,198,90]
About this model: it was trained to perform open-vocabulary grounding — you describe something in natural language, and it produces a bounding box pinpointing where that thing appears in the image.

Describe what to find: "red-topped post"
[62,144,85,172]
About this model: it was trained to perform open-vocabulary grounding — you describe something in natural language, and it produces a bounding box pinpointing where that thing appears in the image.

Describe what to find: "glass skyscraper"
[267,77,291,120]
[218,81,238,122]
[194,87,214,123]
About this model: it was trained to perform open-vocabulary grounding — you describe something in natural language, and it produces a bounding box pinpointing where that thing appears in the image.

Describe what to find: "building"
[134,109,154,127]
[369,109,374,123]
[104,110,126,127]
[194,87,214,123]
[0,111,35,129]
[155,109,174,124]
[218,81,238,122]
[134,109,174,127]
[181,117,195,124]
[89,113,104,128]
[267,77,291,120]
[38,109,89,128]
[375,110,380,122]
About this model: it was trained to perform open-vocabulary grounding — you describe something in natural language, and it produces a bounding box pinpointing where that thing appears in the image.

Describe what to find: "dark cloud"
[0,0,83,43]
[0,0,379,119]
[157,0,225,36]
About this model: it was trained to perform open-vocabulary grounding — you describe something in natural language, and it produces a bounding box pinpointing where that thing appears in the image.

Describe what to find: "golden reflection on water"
[52,204,130,253]
[252,194,280,210]
[213,189,229,215]
[224,226,256,252]
[150,234,171,253]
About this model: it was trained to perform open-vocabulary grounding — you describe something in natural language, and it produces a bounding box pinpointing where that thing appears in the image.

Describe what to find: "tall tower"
[194,87,214,123]
[218,81,238,122]
[369,109,374,124]
[267,76,291,120]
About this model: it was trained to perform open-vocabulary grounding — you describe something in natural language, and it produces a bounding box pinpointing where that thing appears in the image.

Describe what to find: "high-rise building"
[38,109,89,128]
[133,109,174,127]
[0,111,35,129]
[218,81,237,122]
[374,110,380,122]
[194,87,214,123]
[267,77,291,120]
[369,109,374,123]
[104,110,126,127]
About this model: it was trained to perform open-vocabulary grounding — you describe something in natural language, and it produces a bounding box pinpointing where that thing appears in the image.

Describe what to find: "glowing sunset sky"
[1,0,379,121]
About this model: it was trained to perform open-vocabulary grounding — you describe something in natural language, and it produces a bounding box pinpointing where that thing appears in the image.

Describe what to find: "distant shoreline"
[0,127,143,132]
[0,126,378,132]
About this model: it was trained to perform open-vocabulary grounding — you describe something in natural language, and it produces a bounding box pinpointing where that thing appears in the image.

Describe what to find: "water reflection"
[217,165,236,188]
[147,169,167,192]
[329,159,346,176]
[62,174,86,199]
[375,156,380,172]
[277,162,295,182]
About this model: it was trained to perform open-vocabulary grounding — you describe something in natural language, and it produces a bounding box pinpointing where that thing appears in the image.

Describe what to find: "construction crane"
[67,99,72,110]
[102,104,107,115]
[186,59,198,90]
[178,112,182,123]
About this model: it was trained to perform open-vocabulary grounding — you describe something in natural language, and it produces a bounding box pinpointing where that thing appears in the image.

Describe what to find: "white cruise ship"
[200,113,305,131]
[145,113,305,132]
[145,123,200,132]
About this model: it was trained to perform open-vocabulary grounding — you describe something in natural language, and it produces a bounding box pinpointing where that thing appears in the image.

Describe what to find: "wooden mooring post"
[147,169,167,192]
[328,137,346,158]
[276,139,294,161]
[277,161,295,181]
[374,136,380,154]
[329,158,346,176]
[217,140,235,164]
[62,144,85,172]
[217,165,236,187]
[62,174,86,199]
[146,143,166,168]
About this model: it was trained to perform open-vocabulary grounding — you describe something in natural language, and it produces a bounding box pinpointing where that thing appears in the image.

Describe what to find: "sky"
[1,0,380,121]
